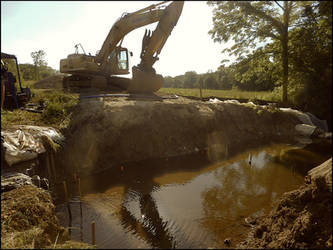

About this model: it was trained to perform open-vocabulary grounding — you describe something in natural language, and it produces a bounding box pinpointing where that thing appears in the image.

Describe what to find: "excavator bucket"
[128,66,163,94]
[128,1,184,94]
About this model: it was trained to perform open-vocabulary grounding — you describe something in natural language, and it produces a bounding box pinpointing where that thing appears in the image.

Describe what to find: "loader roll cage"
[1,52,24,93]
[1,52,31,109]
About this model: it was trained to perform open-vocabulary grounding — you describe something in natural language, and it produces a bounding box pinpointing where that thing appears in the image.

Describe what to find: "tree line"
[4,50,57,82]
[165,1,332,127]
[163,65,275,92]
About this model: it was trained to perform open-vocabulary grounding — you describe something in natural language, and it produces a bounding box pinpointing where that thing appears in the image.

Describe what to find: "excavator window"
[117,50,128,71]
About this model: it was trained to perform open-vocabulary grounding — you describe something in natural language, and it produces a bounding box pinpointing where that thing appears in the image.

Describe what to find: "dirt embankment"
[239,158,332,249]
[33,75,65,89]
[58,97,303,176]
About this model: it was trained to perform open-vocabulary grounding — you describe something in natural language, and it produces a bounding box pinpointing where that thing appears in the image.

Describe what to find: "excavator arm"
[129,1,184,93]
[136,1,184,72]
[96,1,167,68]
[96,1,184,93]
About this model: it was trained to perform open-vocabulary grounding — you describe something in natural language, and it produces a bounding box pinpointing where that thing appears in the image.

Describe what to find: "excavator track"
[63,74,131,93]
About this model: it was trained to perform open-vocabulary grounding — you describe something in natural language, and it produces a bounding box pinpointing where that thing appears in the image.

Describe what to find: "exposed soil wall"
[239,158,332,249]
[59,97,301,176]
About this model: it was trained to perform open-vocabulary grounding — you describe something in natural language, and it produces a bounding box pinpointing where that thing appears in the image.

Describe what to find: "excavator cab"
[60,46,129,76]
[106,47,130,75]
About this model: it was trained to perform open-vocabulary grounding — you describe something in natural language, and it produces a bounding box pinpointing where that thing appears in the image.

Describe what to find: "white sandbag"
[295,124,317,137]
[1,125,62,166]
[208,98,223,103]
[280,108,314,126]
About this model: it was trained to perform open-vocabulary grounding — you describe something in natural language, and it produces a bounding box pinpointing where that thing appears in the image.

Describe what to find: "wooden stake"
[199,81,203,101]
[78,178,82,198]
[91,221,96,246]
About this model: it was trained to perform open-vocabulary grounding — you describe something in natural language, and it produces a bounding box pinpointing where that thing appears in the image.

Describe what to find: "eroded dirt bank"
[59,96,304,176]
[239,158,332,249]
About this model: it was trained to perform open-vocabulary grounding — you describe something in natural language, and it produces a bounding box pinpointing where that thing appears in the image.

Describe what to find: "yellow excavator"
[60,1,184,94]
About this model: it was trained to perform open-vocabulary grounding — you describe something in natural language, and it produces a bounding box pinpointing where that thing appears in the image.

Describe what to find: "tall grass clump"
[38,91,78,125]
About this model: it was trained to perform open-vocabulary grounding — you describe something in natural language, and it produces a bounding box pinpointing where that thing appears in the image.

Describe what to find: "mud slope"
[59,96,302,175]
[239,158,332,249]
[33,75,64,89]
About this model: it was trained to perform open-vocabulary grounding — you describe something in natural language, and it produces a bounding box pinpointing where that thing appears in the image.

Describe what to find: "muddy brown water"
[55,142,329,249]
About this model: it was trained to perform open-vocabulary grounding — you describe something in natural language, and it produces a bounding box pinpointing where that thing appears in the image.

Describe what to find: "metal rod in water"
[78,178,83,242]
[63,181,68,201]
[91,221,96,246]
[50,151,56,180]
[80,201,83,242]
[46,152,52,180]
[63,181,72,222]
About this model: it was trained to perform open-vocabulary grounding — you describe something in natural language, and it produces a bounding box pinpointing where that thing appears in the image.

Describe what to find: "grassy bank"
[157,87,280,102]
[1,81,79,130]
[2,82,281,130]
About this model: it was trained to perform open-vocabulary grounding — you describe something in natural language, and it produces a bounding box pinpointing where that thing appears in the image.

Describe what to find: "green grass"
[2,82,281,130]
[1,81,79,130]
[157,87,281,102]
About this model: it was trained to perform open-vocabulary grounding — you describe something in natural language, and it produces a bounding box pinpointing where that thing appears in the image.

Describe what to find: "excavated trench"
[55,143,332,249]
[2,95,331,248]
[49,96,331,248]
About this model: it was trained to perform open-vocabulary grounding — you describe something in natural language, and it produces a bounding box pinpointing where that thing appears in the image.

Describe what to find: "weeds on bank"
[35,90,78,125]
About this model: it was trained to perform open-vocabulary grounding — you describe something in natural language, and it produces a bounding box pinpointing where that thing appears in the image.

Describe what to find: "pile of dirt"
[33,74,64,89]
[1,184,93,249]
[239,158,332,249]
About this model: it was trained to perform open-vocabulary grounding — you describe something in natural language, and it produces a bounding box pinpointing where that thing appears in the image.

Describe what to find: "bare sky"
[1,1,235,77]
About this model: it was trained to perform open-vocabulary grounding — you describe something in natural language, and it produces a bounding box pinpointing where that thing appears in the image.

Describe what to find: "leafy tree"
[173,78,183,88]
[287,1,332,127]
[40,65,57,79]
[183,71,198,88]
[216,66,234,90]
[31,50,47,80]
[230,45,278,91]
[163,76,175,88]
[204,74,218,89]
[19,63,35,80]
[208,1,300,103]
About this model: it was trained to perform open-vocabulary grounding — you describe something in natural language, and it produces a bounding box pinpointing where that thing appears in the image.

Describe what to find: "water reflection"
[200,148,305,246]
[54,143,327,249]
[119,191,174,248]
